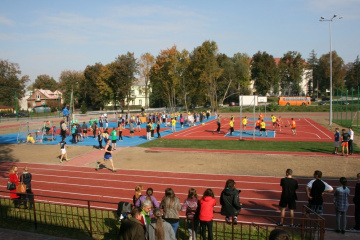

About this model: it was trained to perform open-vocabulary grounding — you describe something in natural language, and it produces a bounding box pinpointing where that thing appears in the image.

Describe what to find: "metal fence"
[333,87,360,130]
[0,190,325,240]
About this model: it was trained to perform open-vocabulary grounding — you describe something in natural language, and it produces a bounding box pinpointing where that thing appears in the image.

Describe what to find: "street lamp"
[320,14,342,126]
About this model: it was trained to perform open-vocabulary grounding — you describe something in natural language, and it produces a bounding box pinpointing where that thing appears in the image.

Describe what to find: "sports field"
[0,111,359,236]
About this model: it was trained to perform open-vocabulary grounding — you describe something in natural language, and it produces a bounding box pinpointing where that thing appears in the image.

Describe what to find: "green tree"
[318,51,346,92]
[0,59,29,107]
[307,50,320,97]
[278,51,306,95]
[58,70,85,108]
[84,62,106,109]
[32,74,58,91]
[345,56,360,89]
[251,51,278,96]
[138,53,155,109]
[176,49,194,112]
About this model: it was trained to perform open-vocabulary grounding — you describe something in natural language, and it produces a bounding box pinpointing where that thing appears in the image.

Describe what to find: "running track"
[0,162,356,230]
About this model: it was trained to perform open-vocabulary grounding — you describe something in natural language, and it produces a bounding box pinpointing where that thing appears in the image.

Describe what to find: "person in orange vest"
[290,118,296,135]
[259,113,264,120]
[255,118,261,134]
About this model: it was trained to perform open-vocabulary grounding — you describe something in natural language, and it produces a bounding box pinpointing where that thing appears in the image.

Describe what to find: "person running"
[277,169,298,227]
[341,129,350,156]
[334,128,340,155]
[242,116,247,132]
[171,118,176,133]
[228,117,234,136]
[276,116,283,131]
[216,115,221,133]
[271,114,277,131]
[348,127,354,155]
[111,127,117,150]
[97,139,116,172]
[305,170,333,216]
[334,177,350,234]
[220,179,242,225]
[260,119,267,137]
[59,137,70,163]
[290,118,296,135]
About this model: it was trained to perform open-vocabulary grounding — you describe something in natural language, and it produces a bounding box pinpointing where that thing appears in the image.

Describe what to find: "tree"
[278,51,306,95]
[84,62,107,109]
[0,59,29,107]
[32,74,58,91]
[108,52,138,112]
[176,49,194,112]
[58,70,85,108]
[251,51,278,96]
[138,53,155,109]
[307,50,320,97]
[345,56,360,89]
[318,51,346,92]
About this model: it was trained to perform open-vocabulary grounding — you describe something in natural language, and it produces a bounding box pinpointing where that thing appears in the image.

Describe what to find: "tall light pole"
[320,14,342,125]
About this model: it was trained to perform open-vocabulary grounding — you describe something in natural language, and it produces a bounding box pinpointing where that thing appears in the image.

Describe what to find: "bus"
[278,96,311,106]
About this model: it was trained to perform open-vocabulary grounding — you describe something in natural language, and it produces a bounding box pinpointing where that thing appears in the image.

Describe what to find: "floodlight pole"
[320,14,342,126]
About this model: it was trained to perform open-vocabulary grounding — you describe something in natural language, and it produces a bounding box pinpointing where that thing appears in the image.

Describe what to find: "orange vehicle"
[278,96,311,106]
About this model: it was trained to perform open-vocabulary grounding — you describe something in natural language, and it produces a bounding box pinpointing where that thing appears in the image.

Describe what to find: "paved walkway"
[0,228,75,240]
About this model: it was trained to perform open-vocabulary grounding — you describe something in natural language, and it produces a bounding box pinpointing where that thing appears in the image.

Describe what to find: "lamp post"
[320,14,342,126]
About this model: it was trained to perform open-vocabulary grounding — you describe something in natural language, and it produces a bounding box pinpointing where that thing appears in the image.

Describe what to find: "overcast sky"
[1,0,359,84]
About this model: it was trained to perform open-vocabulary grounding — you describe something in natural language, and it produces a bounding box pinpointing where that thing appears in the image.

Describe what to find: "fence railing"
[333,87,360,130]
[0,190,325,239]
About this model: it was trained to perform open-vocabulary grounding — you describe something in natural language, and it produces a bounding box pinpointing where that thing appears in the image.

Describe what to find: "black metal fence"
[0,190,325,240]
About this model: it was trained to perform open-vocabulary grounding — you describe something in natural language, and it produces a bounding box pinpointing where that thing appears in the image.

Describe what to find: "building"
[27,89,61,111]
[126,78,149,107]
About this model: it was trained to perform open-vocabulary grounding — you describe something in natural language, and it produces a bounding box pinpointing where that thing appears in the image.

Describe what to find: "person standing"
[242,116,247,132]
[305,170,333,216]
[98,130,103,150]
[118,207,146,240]
[9,166,20,209]
[59,137,70,163]
[91,121,97,138]
[81,122,88,138]
[334,177,350,234]
[220,179,242,225]
[199,188,216,240]
[156,120,161,138]
[111,127,117,150]
[341,129,350,156]
[216,115,221,133]
[271,114,277,131]
[181,188,199,240]
[334,128,340,155]
[171,118,176,133]
[228,117,234,136]
[146,122,151,140]
[277,169,298,227]
[353,173,360,230]
[160,188,181,235]
[62,106,70,123]
[348,127,354,155]
[97,139,116,172]
[71,124,77,143]
[21,167,34,210]
[260,119,267,137]
[118,124,123,141]
[60,120,67,139]
[148,208,176,240]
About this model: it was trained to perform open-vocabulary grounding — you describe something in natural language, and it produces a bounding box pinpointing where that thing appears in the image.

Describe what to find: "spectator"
[269,229,290,240]
[21,166,34,210]
[181,188,199,240]
[334,177,350,234]
[199,188,216,240]
[352,173,360,230]
[348,127,354,155]
[135,188,160,216]
[133,185,143,206]
[220,179,242,225]
[148,208,176,240]
[305,170,333,216]
[9,166,20,209]
[160,188,181,235]
[139,199,152,228]
[118,207,146,240]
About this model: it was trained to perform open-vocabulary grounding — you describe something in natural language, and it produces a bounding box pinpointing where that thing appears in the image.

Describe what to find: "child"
[341,129,350,156]
[118,124,123,141]
[146,122,151,140]
[181,188,199,240]
[242,116,247,131]
[97,130,103,150]
[199,188,216,240]
[260,119,267,137]
[59,137,70,163]
[229,117,234,136]
[334,128,340,155]
[111,127,117,150]
[334,177,350,234]
[220,179,242,225]
[133,184,143,206]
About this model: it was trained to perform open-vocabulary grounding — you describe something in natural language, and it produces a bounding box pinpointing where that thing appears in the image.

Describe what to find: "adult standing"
[353,173,360,230]
[129,121,135,138]
[160,188,181,235]
[348,127,354,155]
[21,167,34,210]
[60,120,67,139]
[148,208,176,240]
[9,166,20,209]
[96,139,116,172]
[156,120,161,138]
[118,124,123,141]
[135,188,160,211]
[277,169,298,227]
[220,179,242,225]
[334,177,350,234]
[305,170,333,216]
[62,106,70,122]
[216,115,221,133]
[118,207,146,240]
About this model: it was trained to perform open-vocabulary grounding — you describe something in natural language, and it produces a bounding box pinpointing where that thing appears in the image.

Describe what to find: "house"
[126,78,149,107]
[27,89,61,111]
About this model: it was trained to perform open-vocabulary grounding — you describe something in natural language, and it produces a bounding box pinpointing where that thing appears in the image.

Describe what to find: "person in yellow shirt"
[171,118,176,133]
[271,114,277,130]
[242,116,247,131]
[260,119,267,137]
[26,133,35,144]
[229,117,234,136]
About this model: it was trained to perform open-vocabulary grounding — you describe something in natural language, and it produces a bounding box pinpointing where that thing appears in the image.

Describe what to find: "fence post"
[358,86,360,130]
[346,89,348,124]
[87,200,93,237]
[351,88,354,125]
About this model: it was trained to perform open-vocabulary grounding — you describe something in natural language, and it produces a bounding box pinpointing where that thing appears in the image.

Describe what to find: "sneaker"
[290,224,300,227]
[66,159,70,161]
[112,169,117,172]
[276,222,283,226]
[225,217,231,224]
[96,163,100,170]
[59,159,63,163]
[233,217,238,225]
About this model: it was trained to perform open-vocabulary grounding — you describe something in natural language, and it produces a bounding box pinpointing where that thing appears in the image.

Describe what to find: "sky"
[1,0,360,85]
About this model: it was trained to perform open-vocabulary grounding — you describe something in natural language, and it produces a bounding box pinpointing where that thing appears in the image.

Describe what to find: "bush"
[80,100,88,114]
[267,102,279,112]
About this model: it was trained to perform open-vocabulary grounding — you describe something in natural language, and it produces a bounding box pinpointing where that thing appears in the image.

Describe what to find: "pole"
[329,20,333,125]
[239,96,242,140]
[15,91,18,121]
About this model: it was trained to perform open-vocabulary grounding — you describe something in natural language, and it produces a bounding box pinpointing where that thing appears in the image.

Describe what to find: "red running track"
[0,162,356,230]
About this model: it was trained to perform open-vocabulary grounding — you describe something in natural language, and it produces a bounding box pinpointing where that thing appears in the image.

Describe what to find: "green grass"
[139,139,360,153]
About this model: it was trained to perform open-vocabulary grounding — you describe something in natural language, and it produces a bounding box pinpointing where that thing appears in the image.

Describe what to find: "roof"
[35,89,59,100]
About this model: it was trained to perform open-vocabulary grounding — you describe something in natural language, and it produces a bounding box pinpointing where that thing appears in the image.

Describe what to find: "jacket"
[160,197,181,219]
[147,219,176,240]
[199,196,216,221]
[118,217,146,240]
[220,187,242,216]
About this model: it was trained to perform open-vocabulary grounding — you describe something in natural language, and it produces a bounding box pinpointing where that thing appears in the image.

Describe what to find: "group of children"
[334,127,354,156]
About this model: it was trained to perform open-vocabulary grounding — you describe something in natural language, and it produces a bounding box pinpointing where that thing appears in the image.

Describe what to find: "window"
[139,100,142,105]
[36,94,41,101]
[131,100,135,105]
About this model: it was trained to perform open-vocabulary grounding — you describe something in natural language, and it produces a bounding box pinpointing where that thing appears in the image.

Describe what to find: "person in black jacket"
[220,179,242,225]
[119,207,146,240]
[21,166,33,210]
[353,173,360,230]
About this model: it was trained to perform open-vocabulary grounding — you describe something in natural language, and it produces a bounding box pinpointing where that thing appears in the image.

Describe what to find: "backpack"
[117,201,132,220]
